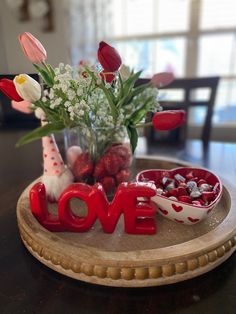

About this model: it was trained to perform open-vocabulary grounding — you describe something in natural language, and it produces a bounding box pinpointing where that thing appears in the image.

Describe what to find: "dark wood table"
[1,130,236,314]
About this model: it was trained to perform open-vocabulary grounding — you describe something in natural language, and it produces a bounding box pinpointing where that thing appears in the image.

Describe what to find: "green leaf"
[33,64,54,87]
[123,70,142,94]
[85,67,118,118]
[123,70,142,87]
[99,81,118,118]
[116,94,131,108]
[132,82,152,97]
[116,71,143,108]
[127,125,138,154]
[46,63,55,78]
[35,101,58,123]
[16,121,65,147]
[130,96,153,125]
[117,73,124,101]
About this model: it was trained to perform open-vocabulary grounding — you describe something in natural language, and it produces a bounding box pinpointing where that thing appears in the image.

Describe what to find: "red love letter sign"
[30,182,65,231]
[58,183,97,232]
[30,181,157,235]
[121,182,157,235]
[94,182,157,234]
[58,182,157,234]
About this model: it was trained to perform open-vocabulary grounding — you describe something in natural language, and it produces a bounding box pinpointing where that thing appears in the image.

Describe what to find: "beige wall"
[0,0,70,74]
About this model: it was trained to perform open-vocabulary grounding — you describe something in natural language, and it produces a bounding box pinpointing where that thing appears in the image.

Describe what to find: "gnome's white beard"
[42,168,74,201]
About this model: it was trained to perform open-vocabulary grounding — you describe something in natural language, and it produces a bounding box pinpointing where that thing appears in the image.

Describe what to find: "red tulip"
[18,32,47,64]
[97,41,122,72]
[0,79,23,101]
[100,70,115,83]
[152,110,186,131]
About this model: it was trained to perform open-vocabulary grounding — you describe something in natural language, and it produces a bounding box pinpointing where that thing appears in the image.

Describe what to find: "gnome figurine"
[8,101,73,201]
[35,108,74,201]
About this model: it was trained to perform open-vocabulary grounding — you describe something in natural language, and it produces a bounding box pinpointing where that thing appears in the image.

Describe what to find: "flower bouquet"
[0,32,185,200]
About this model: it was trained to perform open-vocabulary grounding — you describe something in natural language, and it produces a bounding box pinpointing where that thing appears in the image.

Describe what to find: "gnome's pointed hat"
[37,110,74,201]
[42,135,66,176]
[41,133,74,201]
[40,116,67,177]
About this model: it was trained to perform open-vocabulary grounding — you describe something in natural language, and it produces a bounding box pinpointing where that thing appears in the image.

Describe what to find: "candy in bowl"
[136,167,223,225]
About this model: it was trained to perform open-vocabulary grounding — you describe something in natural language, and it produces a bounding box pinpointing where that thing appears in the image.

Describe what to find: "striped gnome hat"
[35,108,74,201]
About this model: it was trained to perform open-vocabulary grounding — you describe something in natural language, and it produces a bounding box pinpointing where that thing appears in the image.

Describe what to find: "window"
[114,40,153,76]
[156,0,190,33]
[154,38,186,77]
[198,34,235,77]
[200,0,236,29]
[111,0,189,77]
[114,38,186,77]
[110,0,236,125]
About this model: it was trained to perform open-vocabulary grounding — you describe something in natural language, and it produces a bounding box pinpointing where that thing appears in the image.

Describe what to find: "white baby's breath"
[36,61,161,157]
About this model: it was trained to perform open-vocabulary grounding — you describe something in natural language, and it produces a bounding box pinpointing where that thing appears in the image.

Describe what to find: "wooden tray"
[16,156,236,287]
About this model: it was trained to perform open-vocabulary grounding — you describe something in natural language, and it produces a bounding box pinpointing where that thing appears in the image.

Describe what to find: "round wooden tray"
[17,156,236,287]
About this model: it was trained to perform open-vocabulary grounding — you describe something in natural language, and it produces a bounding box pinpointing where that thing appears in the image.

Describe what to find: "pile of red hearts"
[153,171,220,206]
[72,143,132,193]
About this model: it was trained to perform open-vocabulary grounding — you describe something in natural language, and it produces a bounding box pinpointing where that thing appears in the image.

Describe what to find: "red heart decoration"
[172,204,183,212]
[175,218,184,223]
[188,217,200,223]
[159,207,168,215]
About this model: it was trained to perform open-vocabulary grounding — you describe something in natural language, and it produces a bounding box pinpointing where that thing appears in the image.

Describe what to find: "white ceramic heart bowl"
[136,167,223,225]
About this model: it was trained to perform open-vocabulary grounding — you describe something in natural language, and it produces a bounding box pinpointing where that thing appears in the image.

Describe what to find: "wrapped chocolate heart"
[136,167,223,225]
[166,181,175,191]
[190,186,202,198]
[174,173,186,183]
[186,181,197,191]
[156,188,164,195]
[199,183,211,192]
[162,176,172,186]
[169,196,178,201]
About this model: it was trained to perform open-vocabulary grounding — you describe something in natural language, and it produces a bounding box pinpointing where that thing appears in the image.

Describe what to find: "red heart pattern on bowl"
[136,167,222,225]
[174,218,184,223]
[188,217,200,223]
[172,204,183,212]
[159,208,168,215]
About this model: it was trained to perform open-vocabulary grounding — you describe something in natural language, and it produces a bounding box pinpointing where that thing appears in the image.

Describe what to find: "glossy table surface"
[0,130,236,314]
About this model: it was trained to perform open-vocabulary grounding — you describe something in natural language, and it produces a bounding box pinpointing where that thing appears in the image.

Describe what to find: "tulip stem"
[135,122,152,128]
[42,62,53,77]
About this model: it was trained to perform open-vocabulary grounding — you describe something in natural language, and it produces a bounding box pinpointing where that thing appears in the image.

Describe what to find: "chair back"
[138,76,220,147]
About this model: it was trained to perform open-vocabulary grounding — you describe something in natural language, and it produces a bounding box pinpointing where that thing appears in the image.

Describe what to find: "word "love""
[30,182,157,234]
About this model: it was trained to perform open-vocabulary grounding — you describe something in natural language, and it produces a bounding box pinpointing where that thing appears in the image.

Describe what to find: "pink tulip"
[18,32,47,64]
[151,72,174,87]
[11,100,32,114]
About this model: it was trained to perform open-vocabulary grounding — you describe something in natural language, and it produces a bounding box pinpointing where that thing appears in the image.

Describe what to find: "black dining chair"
[137,76,220,150]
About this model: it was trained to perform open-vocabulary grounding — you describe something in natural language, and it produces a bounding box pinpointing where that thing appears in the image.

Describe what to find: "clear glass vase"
[64,126,134,196]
